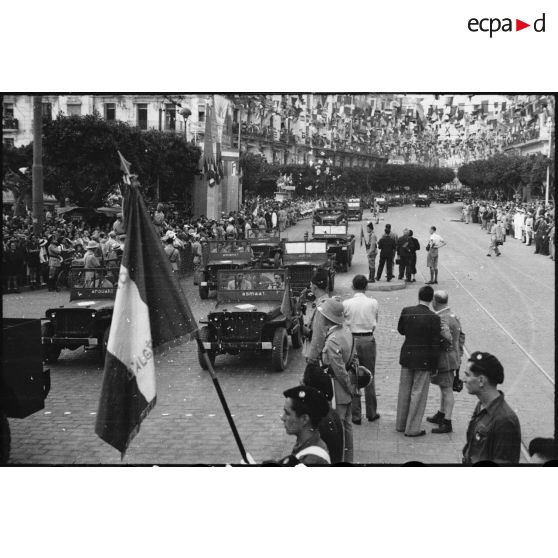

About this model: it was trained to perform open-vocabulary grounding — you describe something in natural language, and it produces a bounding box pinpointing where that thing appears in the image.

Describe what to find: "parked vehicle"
[2,318,51,464]
[414,194,431,207]
[281,240,335,296]
[197,269,303,372]
[199,240,253,300]
[347,198,363,221]
[245,229,284,268]
[41,266,118,365]
[438,192,455,204]
[311,224,355,272]
[374,197,388,212]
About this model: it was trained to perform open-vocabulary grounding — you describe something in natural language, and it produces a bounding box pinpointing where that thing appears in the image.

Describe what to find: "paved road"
[3,203,554,464]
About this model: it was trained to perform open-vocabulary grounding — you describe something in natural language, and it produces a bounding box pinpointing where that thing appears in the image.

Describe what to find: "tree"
[41,113,200,207]
[2,143,33,216]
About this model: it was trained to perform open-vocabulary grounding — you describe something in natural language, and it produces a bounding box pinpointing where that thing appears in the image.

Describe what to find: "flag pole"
[194,333,250,463]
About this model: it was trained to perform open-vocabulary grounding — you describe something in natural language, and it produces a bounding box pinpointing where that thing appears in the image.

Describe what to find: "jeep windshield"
[216,269,287,303]
[284,241,327,255]
[206,240,252,260]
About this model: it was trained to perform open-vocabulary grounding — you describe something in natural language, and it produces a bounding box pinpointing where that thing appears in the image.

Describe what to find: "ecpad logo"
[468,13,546,37]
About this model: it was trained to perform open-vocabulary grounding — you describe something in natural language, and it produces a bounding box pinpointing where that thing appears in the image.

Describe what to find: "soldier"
[427,290,465,434]
[365,222,378,283]
[191,234,203,285]
[319,298,355,463]
[304,268,331,364]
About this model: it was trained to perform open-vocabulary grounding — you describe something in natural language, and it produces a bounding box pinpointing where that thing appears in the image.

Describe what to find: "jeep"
[198,269,303,372]
[311,224,355,272]
[281,241,335,296]
[199,240,253,300]
[245,228,284,268]
[41,265,118,365]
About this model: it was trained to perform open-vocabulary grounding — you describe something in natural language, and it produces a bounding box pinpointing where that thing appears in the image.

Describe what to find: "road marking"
[441,262,554,386]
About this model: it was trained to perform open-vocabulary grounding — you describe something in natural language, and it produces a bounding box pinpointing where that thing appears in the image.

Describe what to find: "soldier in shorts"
[426,226,446,285]
[427,290,465,434]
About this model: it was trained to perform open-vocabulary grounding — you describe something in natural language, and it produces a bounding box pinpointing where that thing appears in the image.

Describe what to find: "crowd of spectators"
[2,196,316,293]
[460,198,555,260]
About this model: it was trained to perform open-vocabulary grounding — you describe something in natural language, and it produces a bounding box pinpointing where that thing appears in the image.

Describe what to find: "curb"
[367,280,407,291]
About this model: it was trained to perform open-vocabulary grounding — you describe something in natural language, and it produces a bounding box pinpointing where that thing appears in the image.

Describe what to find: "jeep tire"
[197,326,215,370]
[41,322,61,364]
[272,327,289,371]
[290,321,303,349]
[0,411,10,465]
[100,326,110,366]
[199,284,209,299]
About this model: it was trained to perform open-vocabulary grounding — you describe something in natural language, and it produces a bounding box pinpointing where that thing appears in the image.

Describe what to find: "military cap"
[283,385,329,421]
[468,351,504,385]
[311,268,329,290]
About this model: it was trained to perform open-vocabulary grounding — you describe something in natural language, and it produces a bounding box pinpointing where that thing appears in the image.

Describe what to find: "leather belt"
[352,331,374,337]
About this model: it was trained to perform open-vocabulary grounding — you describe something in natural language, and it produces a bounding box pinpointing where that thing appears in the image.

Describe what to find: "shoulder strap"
[295,446,331,464]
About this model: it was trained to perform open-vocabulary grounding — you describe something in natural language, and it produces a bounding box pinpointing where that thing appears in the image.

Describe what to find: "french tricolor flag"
[95,169,197,456]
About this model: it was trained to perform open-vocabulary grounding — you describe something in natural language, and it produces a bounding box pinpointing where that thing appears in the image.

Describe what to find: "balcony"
[2,116,18,130]
[502,126,544,149]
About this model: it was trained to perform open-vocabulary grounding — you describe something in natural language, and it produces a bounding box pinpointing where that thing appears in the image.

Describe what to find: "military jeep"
[41,266,118,365]
[281,241,335,296]
[311,224,355,272]
[197,269,303,372]
[313,201,348,226]
[245,228,284,268]
[347,199,363,221]
[199,240,253,300]
[414,194,431,207]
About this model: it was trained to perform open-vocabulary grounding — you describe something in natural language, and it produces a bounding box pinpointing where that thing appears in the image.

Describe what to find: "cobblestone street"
[3,204,554,464]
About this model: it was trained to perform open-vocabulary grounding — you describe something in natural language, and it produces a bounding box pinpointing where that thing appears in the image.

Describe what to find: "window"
[105,103,116,121]
[165,104,176,130]
[137,104,148,130]
[67,104,81,116]
[198,105,205,123]
[3,103,14,117]
[42,102,52,121]
[4,138,15,147]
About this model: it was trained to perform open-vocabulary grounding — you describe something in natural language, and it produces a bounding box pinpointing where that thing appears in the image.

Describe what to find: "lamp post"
[32,96,44,237]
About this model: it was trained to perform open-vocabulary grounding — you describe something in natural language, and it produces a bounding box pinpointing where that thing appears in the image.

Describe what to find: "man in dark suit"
[376,224,397,282]
[396,286,441,437]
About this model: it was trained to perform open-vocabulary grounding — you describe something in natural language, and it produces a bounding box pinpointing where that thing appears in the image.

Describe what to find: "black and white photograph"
[1,2,557,557]
[2,92,555,466]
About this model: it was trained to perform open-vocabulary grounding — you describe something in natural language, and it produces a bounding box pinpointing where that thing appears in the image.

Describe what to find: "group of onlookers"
[461,199,555,260]
[2,196,317,293]
[277,269,528,465]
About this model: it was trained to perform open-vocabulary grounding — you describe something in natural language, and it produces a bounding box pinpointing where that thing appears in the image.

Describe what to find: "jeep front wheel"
[41,322,61,364]
[271,327,289,371]
[290,321,303,349]
[100,326,110,366]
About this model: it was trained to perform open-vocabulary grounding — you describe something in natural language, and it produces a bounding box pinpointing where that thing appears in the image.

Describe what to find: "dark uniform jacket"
[378,234,397,254]
[462,392,521,464]
[397,303,441,371]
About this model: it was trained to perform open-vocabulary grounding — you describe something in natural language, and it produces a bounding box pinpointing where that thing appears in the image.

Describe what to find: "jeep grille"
[286,266,314,296]
[51,309,92,337]
[212,313,266,342]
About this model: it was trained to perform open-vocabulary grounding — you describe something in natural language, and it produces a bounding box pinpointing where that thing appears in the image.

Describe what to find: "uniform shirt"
[290,431,330,465]
[322,324,354,404]
[435,307,464,372]
[306,293,331,363]
[462,392,521,464]
[342,293,378,334]
[429,232,444,249]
